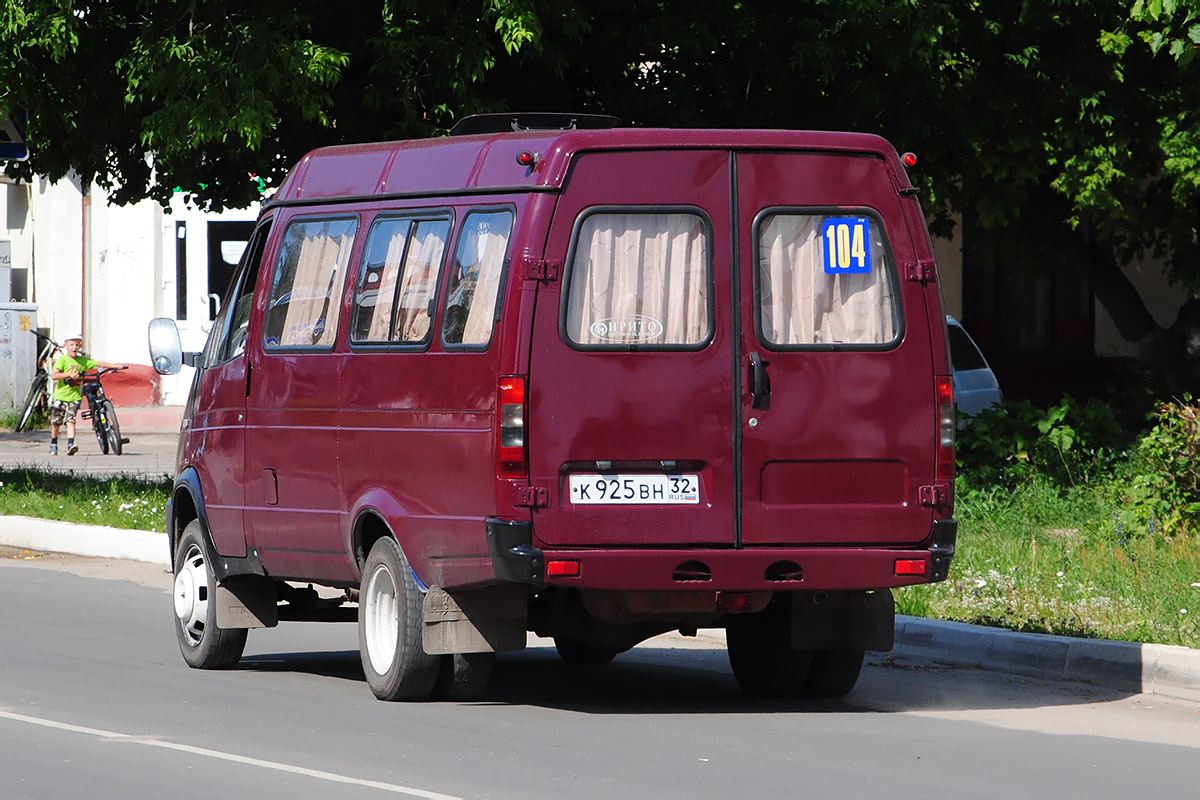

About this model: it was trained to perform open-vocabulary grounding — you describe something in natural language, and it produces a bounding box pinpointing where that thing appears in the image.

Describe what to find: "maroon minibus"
[149,112,957,701]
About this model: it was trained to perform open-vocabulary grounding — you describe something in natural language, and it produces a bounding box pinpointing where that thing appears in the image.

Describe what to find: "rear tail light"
[936,375,955,480]
[497,376,527,479]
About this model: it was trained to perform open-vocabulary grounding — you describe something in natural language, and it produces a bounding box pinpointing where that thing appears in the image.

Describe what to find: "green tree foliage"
[0,0,544,209]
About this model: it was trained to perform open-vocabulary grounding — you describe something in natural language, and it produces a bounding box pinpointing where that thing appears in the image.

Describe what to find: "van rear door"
[528,149,736,548]
[735,151,935,547]
[528,146,935,550]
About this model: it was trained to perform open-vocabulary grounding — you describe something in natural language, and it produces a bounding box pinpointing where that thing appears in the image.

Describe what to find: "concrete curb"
[893,616,1200,702]
[0,515,169,566]
[2,516,1199,702]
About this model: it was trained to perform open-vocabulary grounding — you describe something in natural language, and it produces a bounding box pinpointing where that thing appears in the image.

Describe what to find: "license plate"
[568,474,699,505]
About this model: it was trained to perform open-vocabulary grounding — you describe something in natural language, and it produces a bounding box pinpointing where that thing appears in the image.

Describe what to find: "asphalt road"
[2,551,1198,800]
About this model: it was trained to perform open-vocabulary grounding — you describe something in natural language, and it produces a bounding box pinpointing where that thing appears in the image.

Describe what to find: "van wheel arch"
[353,510,399,574]
[169,471,205,558]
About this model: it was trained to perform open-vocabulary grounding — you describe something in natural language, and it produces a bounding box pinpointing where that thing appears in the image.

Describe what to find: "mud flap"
[790,589,894,652]
[215,575,279,629]
[422,584,528,655]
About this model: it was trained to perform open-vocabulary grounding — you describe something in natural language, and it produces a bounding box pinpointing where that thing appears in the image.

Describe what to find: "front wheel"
[173,520,247,668]
[101,400,122,455]
[553,635,617,665]
[803,649,865,698]
[16,374,47,432]
[358,537,440,700]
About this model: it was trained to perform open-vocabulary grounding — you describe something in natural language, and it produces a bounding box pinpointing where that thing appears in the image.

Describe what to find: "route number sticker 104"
[822,217,872,275]
[569,474,700,505]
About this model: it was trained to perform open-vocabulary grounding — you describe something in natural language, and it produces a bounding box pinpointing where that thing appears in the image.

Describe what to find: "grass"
[0,468,170,532]
[895,476,1200,649]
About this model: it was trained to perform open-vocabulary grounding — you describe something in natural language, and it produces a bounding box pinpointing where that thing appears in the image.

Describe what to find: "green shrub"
[956,395,1130,490]
[1117,395,1200,537]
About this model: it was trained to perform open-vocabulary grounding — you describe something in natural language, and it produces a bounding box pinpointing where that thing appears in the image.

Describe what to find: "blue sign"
[821,217,871,275]
[0,112,29,161]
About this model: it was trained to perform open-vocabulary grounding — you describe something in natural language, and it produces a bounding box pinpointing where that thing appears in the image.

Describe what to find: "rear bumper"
[487,518,957,591]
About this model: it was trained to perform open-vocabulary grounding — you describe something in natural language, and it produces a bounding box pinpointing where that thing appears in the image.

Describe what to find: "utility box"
[0,303,38,412]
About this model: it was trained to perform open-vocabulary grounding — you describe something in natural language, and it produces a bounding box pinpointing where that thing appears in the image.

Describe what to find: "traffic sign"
[1,113,29,161]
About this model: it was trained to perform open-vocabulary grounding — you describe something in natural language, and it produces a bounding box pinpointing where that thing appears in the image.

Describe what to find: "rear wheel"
[553,635,617,665]
[16,374,46,432]
[803,649,865,698]
[726,599,812,697]
[101,400,122,455]
[173,520,247,668]
[358,537,440,700]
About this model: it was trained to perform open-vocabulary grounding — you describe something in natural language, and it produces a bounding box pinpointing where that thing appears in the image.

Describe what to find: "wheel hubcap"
[363,563,399,675]
[174,544,208,646]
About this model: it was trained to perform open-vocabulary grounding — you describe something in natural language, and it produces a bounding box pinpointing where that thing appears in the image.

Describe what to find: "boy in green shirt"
[48,333,122,455]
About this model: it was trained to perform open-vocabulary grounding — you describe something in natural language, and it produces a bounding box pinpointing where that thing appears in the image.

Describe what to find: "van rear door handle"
[749,352,771,410]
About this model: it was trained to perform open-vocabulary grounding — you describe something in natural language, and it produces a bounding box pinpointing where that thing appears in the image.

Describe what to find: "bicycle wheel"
[16,374,47,432]
[102,400,122,455]
[92,402,109,454]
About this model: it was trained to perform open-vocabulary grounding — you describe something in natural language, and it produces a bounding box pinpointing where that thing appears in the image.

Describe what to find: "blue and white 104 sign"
[821,217,871,274]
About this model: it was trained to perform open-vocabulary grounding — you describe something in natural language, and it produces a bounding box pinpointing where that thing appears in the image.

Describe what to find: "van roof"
[272,128,914,204]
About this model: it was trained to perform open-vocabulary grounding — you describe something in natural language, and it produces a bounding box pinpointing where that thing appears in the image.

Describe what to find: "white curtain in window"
[758,215,896,345]
[394,225,447,341]
[366,226,410,341]
[279,229,352,347]
[461,231,510,344]
[567,213,708,345]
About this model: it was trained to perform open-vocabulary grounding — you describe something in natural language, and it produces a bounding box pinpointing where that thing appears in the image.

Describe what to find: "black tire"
[358,537,440,701]
[433,652,496,700]
[101,400,122,455]
[172,520,248,669]
[553,635,617,665]
[726,600,813,697]
[803,649,866,698]
[16,374,46,432]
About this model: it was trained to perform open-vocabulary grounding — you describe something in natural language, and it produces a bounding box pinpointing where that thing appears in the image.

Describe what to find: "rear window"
[263,217,357,350]
[756,212,899,348]
[564,210,712,348]
[350,216,450,345]
[948,323,989,371]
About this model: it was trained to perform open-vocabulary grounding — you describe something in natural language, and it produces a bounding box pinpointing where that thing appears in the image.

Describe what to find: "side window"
[263,217,358,349]
[441,209,514,347]
[564,211,711,348]
[202,221,271,367]
[351,217,450,344]
[756,212,899,347]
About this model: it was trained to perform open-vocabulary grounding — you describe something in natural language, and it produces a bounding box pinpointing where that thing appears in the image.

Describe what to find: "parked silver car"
[947,316,1002,416]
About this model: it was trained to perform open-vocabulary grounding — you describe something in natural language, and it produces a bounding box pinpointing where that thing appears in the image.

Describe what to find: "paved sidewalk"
[1,511,1198,704]
[0,428,178,479]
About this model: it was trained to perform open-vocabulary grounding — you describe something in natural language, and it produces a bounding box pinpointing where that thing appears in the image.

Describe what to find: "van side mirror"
[147,317,197,375]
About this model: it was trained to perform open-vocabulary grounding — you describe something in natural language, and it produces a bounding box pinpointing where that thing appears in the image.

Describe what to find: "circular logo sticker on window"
[589,315,665,343]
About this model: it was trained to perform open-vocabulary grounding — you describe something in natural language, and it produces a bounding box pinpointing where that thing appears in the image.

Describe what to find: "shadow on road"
[234,641,1136,714]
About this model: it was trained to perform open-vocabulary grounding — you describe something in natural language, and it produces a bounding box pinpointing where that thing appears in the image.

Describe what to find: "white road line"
[0,709,463,799]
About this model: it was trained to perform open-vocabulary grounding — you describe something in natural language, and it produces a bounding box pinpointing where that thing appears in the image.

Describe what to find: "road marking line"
[0,709,462,799]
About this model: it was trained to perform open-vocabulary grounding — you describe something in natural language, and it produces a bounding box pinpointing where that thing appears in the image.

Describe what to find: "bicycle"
[78,367,129,455]
[15,332,63,432]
